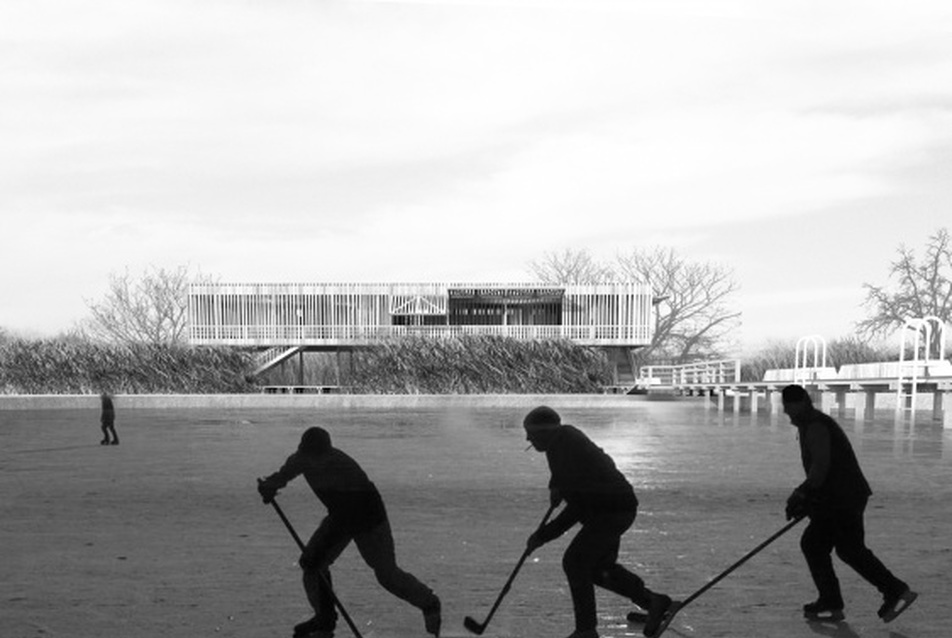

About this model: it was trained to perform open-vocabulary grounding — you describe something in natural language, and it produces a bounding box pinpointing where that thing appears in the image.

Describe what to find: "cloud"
[2,0,951,339]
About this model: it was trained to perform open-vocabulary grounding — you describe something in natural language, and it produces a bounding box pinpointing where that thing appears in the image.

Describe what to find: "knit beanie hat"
[299,426,332,456]
[523,406,561,430]
[781,384,812,404]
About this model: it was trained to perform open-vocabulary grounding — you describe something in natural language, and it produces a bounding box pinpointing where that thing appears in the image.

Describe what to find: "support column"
[732,389,741,413]
[942,391,952,430]
[749,389,759,414]
[717,389,726,412]
[768,389,782,415]
[933,391,943,423]
[854,390,867,421]
[814,389,828,413]
[865,391,876,421]
[834,389,847,417]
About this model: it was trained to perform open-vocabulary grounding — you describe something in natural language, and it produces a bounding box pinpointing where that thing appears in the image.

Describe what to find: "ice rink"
[2,400,949,638]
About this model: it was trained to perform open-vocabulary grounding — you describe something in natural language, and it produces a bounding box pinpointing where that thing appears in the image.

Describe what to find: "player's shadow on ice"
[805,620,860,638]
[12,444,102,454]
[806,620,910,638]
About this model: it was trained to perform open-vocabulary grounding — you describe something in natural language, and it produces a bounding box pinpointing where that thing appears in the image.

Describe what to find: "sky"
[2,0,950,352]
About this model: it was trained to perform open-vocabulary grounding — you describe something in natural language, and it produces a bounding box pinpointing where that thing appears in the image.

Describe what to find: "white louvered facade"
[188,282,654,347]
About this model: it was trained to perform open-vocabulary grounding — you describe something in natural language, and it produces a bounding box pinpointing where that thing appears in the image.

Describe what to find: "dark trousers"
[800,501,906,606]
[301,516,437,629]
[100,417,118,443]
[563,510,652,631]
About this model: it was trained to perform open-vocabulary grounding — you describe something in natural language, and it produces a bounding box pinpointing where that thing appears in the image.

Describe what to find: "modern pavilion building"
[188,281,656,389]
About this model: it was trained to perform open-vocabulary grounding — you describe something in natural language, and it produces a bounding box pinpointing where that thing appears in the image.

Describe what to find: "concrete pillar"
[933,391,944,422]
[717,390,726,412]
[942,391,952,430]
[854,390,867,421]
[834,389,847,417]
[749,389,759,414]
[732,390,741,413]
[816,390,829,413]
[768,389,782,415]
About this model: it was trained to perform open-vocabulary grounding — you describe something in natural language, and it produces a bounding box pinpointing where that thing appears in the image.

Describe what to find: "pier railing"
[638,359,742,388]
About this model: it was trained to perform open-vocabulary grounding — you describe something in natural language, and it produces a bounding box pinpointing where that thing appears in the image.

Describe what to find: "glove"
[257,478,277,504]
[526,529,545,554]
[785,488,810,521]
[299,549,322,570]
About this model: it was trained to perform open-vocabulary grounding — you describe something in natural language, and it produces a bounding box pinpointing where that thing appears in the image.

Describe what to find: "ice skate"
[293,615,334,638]
[803,599,845,622]
[643,593,674,638]
[879,587,917,623]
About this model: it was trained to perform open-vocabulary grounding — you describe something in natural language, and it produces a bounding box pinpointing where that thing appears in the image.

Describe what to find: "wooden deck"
[637,360,952,427]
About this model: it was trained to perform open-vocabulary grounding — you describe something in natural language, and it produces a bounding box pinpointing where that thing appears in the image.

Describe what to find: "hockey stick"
[641,515,806,637]
[266,495,364,638]
[463,503,558,635]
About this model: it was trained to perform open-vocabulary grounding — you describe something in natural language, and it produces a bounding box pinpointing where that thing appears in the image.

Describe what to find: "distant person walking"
[258,426,442,638]
[99,392,118,445]
[521,406,673,638]
[781,384,916,623]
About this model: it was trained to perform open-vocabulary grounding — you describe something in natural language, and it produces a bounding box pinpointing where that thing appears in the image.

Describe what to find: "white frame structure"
[897,316,949,419]
[188,282,654,348]
[794,334,829,386]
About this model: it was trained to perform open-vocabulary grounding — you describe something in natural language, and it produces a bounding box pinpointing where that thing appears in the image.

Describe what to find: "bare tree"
[857,227,952,355]
[82,265,215,346]
[616,247,740,363]
[528,248,615,284]
[527,246,741,363]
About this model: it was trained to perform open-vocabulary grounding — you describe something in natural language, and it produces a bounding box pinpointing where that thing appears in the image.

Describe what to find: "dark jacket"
[794,408,872,510]
[539,424,638,542]
[100,395,115,424]
[261,447,388,533]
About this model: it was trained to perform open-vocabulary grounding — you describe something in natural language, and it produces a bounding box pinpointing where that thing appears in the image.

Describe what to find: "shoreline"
[0,392,682,410]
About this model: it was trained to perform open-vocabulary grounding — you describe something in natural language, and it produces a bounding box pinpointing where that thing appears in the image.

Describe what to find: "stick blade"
[650,601,681,638]
[463,616,485,635]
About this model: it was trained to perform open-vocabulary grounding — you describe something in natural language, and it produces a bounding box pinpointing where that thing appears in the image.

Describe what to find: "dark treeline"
[348,335,613,394]
[0,334,612,394]
[0,336,256,394]
[3,332,926,395]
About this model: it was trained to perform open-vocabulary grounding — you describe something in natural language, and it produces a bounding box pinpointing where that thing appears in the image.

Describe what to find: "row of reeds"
[347,334,613,394]
[0,333,611,394]
[0,336,256,394]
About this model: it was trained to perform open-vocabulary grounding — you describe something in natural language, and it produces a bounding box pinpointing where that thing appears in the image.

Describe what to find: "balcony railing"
[190,323,652,345]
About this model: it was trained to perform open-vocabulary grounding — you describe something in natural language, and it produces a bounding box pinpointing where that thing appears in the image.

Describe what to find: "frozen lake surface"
[2,401,949,638]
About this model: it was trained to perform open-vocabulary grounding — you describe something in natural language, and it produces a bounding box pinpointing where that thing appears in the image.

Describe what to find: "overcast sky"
[2,0,950,351]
